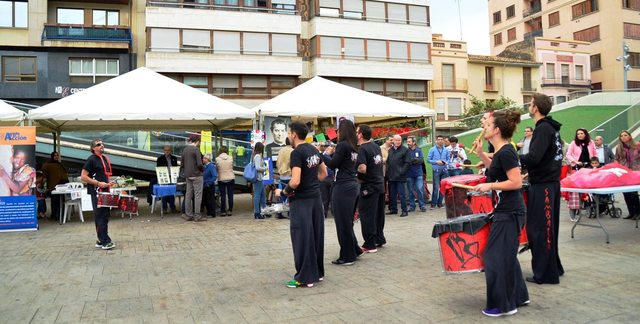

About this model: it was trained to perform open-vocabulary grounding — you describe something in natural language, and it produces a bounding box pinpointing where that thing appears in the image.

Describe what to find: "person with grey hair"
[594,135,615,165]
[202,153,218,217]
[157,144,178,213]
[181,134,205,221]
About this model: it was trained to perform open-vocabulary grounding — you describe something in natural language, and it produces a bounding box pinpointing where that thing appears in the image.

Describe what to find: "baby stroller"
[581,193,622,219]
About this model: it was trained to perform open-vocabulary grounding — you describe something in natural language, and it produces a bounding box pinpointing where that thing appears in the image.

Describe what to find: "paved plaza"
[0,193,639,323]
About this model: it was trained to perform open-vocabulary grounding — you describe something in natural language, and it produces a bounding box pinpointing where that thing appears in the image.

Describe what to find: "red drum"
[441,175,491,218]
[431,214,491,273]
[519,225,528,246]
[519,182,530,246]
[118,195,138,213]
[97,192,119,208]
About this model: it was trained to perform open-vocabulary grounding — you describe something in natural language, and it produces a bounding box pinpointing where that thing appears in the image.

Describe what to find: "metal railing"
[541,77,591,87]
[523,2,542,17]
[521,80,537,92]
[432,78,468,91]
[483,78,502,92]
[42,24,132,44]
[147,0,299,15]
[590,98,640,147]
[524,29,543,40]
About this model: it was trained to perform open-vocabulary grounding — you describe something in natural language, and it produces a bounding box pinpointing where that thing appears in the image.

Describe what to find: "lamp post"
[616,42,631,91]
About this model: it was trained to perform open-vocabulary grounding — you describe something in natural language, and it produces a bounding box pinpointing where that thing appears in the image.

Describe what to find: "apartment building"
[0,0,134,104]
[430,34,468,120]
[141,0,433,108]
[488,0,639,91]
[535,37,591,103]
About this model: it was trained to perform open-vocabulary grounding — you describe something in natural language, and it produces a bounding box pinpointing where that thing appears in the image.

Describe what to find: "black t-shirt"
[322,140,357,183]
[290,143,323,199]
[486,144,524,213]
[357,141,384,193]
[83,154,111,195]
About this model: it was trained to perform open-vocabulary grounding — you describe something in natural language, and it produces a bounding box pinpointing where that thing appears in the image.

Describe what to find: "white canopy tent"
[0,100,26,126]
[28,67,255,132]
[253,76,435,121]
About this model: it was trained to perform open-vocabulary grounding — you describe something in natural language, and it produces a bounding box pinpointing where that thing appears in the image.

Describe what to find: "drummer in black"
[276,122,328,288]
[80,139,115,250]
[473,110,529,317]
[356,124,386,251]
[321,119,362,265]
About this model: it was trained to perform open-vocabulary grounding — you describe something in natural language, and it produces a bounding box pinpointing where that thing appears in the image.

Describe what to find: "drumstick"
[452,183,476,190]
[522,173,529,179]
[467,129,486,154]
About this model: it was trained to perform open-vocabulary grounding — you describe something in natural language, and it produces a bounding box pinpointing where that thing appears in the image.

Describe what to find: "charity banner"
[0,127,37,232]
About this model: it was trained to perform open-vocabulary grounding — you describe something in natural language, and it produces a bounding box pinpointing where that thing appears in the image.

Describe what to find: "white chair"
[62,183,84,224]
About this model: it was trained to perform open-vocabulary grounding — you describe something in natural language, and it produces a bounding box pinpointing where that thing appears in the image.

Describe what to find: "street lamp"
[616,42,631,91]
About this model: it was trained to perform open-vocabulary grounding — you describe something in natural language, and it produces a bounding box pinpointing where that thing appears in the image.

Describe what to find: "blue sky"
[430,0,490,55]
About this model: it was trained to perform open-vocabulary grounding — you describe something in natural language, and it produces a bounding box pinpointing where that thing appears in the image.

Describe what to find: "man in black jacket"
[519,93,564,285]
[594,136,615,165]
[386,135,412,217]
[157,145,178,213]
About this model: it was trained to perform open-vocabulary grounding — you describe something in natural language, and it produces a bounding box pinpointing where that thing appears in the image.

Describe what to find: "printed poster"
[0,127,37,232]
[262,157,274,185]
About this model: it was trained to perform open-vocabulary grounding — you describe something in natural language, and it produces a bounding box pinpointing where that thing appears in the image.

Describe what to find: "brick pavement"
[0,193,638,323]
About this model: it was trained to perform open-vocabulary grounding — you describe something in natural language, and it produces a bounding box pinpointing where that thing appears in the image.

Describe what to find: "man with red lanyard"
[81,139,115,250]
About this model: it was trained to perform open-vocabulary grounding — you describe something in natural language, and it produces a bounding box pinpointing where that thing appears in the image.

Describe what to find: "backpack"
[243,161,257,183]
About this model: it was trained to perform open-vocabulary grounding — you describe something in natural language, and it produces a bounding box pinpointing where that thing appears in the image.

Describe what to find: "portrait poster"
[336,115,354,128]
[264,116,291,161]
[0,127,37,232]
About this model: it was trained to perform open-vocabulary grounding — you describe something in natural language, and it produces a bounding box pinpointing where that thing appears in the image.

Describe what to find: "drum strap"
[98,154,113,178]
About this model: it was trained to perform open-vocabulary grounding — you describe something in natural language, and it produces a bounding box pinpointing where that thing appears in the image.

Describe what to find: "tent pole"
[430,117,436,146]
[52,132,57,153]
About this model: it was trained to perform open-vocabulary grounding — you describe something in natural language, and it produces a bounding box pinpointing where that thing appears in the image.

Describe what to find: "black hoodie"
[519,116,563,183]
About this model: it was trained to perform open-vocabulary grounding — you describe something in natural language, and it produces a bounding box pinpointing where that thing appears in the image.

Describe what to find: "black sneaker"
[94,241,102,248]
[101,242,115,250]
[331,259,354,266]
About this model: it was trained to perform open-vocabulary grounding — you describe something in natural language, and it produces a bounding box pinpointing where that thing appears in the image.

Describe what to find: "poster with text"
[264,116,291,161]
[0,127,37,232]
[262,157,274,185]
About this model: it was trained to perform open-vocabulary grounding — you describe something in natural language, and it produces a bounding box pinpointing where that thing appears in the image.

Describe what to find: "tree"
[458,95,520,129]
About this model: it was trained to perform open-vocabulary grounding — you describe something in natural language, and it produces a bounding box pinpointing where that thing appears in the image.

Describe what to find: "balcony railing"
[521,80,538,92]
[432,78,468,91]
[146,0,298,15]
[483,78,502,92]
[541,78,592,87]
[523,1,541,17]
[524,29,543,40]
[42,24,132,45]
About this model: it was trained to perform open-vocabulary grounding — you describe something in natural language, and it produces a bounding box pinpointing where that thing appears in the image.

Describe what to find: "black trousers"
[49,191,63,219]
[91,194,111,245]
[320,179,333,217]
[219,180,234,213]
[290,196,324,284]
[359,191,386,249]
[622,192,640,217]
[526,182,564,284]
[331,181,360,262]
[202,185,216,216]
[484,211,529,312]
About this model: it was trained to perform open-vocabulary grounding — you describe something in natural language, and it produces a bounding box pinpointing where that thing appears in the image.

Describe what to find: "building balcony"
[146,0,298,15]
[541,78,592,88]
[524,29,543,40]
[41,24,131,49]
[432,78,468,92]
[483,79,502,92]
[523,3,542,18]
[309,16,431,43]
[521,80,538,92]
[310,56,432,81]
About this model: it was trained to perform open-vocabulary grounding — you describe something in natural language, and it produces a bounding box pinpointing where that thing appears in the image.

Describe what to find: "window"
[410,43,428,62]
[494,33,502,46]
[213,75,239,96]
[388,41,408,62]
[0,0,28,28]
[408,5,428,25]
[344,38,365,59]
[272,34,297,56]
[243,32,269,54]
[184,76,209,93]
[548,11,560,27]
[629,52,640,68]
[485,67,495,91]
[150,28,180,52]
[450,43,462,49]
[493,11,501,24]
[506,5,515,19]
[57,8,84,24]
[364,79,383,95]
[365,1,385,22]
[628,80,640,90]
[575,65,584,80]
[387,3,407,24]
[624,22,640,39]
[320,36,341,57]
[367,40,386,61]
[546,63,555,79]
[343,0,363,19]
[573,25,600,42]
[448,98,462,116]
[214,31,240,54]
[407,81,426,100]
[507,28,516,41]
[386,80,404,99]
[318,0,339,17]
[572,0,598,19]
[590,54,601,71]
[270,76,296,95]
[433,42,445,48]
[442,64,454,89]
[591,82,602,91]
[69,58,119,83]
[340,78,362,89]
[182,30,211,51]
[241,76,267,95]
[623,0,640,10]
[2,56,36,82]
[561,64,570,84]
[272,0,296,14]
[93,10,119,26]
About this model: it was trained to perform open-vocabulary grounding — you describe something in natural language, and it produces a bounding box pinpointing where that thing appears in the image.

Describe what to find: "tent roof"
[28,67,255,131]
[0,100,26,125]
[254,76,434,119]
